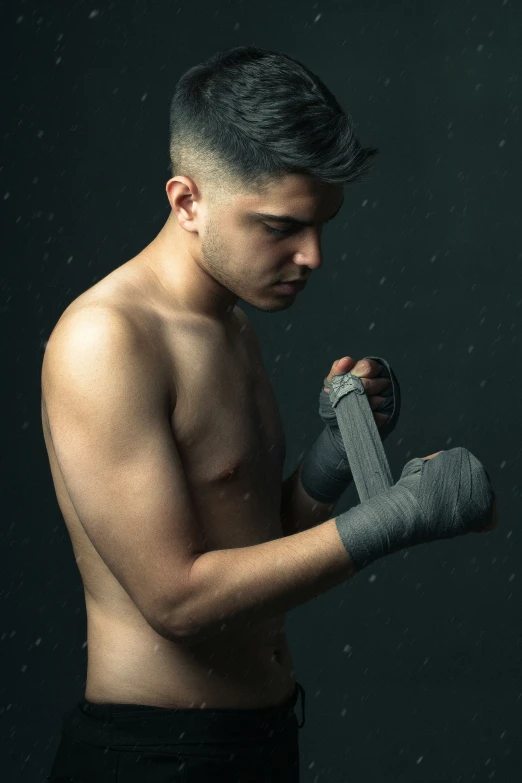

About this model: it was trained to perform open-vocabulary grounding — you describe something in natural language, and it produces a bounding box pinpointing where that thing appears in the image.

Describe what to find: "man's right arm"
[171,519,357,644]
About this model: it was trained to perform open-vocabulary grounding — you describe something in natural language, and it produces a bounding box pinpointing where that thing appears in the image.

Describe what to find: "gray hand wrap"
[300,356,401,503]
[328,371,496,572]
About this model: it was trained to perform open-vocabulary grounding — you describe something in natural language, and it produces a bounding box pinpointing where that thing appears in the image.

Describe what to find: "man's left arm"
[280,461,339,537]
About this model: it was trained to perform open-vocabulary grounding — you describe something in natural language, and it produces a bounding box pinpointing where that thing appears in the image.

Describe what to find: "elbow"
[145,589,194,644]
[151,609,214,647]
[146,554,205,644]
[147,605,194,644]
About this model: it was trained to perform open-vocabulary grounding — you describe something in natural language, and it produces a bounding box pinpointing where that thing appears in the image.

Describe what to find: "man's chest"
[164,314,287,549]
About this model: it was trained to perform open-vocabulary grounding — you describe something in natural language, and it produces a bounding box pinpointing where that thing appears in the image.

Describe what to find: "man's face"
[199,174,344,313]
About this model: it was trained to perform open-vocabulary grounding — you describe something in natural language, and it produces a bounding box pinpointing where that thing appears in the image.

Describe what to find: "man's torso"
[40,254,297,709]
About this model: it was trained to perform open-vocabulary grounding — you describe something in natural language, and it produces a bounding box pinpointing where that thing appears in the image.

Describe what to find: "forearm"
[174,515,356,644]
[280,461,339,537]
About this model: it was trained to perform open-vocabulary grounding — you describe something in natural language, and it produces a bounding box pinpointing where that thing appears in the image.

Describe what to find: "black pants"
[47,681,306,782]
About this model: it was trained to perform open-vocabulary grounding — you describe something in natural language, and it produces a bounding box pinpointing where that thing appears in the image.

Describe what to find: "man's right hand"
[420,450,497,533]
[334,446,498,573]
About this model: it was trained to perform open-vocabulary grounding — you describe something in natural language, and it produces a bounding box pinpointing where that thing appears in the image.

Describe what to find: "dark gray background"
[2,1,521,781]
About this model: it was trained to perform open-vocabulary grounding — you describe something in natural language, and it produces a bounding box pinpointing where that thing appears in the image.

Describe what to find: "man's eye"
[263,224,295,237]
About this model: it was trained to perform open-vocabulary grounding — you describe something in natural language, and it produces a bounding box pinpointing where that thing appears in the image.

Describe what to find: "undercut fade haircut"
[168,45,379,206]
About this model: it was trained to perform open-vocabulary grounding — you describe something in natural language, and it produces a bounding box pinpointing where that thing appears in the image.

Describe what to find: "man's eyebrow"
[250,197,344,227]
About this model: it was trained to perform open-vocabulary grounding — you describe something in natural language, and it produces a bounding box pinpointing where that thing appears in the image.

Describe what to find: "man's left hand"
[323,356,391,429]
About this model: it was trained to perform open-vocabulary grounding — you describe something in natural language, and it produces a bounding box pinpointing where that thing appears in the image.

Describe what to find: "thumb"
[336,356,356,371]
[325,356,356,389]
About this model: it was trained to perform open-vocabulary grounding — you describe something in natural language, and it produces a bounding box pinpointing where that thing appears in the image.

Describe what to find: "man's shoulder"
[51,261,157,343]
[49,297,132,348]
[45,281,154,382]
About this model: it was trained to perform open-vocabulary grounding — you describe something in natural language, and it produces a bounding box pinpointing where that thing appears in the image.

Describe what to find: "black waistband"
[61,681,305,748]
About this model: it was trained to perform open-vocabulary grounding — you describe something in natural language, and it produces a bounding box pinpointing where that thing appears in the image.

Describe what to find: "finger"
[326,357,386,390]
[360,377,392,395]
[368,395,386,410]
[325,374,392,396]
[351,359,385,378]
[324,356,356,388]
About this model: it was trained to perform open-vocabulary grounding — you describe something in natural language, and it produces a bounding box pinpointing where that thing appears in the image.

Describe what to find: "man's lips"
[277,280,307,291]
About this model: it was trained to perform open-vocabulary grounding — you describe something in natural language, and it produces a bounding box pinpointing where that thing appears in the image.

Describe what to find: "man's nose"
[293,235,323,271]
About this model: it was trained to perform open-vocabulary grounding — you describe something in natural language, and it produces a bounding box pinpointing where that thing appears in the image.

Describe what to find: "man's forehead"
[239,177,343,212]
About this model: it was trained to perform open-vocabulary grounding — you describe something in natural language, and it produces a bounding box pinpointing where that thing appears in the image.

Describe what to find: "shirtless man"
[43,47,496,782]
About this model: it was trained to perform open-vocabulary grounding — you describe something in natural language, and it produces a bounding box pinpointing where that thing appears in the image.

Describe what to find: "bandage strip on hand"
[328,369,496,572]
[327,369,394,503]
[299,356,400,504]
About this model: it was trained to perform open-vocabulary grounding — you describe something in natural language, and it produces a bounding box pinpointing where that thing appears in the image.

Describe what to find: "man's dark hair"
[168,45,379,205]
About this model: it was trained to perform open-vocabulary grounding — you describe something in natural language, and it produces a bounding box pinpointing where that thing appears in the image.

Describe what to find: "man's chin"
[242,294,295,313]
